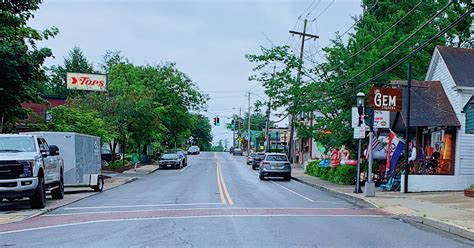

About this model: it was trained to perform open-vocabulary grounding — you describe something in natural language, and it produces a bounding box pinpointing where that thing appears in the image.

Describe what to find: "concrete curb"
[290,176,379,209]
[3,176,138,224]
[292,175,474,241]
[400,215,474,241]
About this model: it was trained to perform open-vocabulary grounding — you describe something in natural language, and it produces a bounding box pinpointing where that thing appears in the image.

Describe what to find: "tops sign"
[66,72,107,92]
[368,87,402,112]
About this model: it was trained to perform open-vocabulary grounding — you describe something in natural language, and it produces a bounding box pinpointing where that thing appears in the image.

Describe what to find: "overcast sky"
[30,0,362,146]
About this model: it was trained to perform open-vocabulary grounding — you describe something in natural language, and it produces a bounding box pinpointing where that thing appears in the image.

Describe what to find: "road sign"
[368,87,402,112]
[353,125,366,139]
[351,107,363,128]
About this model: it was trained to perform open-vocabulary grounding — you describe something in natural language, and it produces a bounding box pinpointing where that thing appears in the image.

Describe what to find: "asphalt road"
[0,152,472,248]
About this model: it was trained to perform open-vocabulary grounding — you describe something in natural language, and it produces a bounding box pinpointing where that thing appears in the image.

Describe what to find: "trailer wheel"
[93,176,104,192]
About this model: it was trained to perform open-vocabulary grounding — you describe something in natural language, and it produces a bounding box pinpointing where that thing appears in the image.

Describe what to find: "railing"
[411,159,454,175]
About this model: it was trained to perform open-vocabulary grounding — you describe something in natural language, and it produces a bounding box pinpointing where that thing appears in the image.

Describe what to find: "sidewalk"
[0,176,136,225]
[291,164,474,241]
[122,164,160,175]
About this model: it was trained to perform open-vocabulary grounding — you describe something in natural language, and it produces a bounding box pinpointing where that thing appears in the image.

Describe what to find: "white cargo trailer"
[21,132,104,192]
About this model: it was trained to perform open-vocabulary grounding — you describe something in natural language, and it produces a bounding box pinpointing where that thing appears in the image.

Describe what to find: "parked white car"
[0,134,64,209]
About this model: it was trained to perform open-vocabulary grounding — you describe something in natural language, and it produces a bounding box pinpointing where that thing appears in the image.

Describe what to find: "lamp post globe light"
[356,92,365,107]
[354,92,365,194]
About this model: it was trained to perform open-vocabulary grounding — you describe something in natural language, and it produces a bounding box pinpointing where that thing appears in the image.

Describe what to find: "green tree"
[48,105,115,142]
[0,0,58,132]
[47,46,94,96]
[190,114,212,151]
[248,1,473,148]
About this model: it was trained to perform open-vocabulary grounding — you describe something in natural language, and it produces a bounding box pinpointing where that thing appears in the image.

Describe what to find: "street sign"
[66,72,107,92]
[368,87,402,112]
[351,107,363,128]
[353,125,366,139]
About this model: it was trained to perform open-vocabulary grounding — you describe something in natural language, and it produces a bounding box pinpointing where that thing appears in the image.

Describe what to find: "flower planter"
[464,189,474,197]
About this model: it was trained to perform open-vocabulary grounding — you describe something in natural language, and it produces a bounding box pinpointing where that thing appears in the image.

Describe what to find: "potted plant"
[464,184,474,197]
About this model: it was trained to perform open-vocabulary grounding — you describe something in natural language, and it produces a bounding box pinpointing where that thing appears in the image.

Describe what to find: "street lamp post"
[354,92,365,194]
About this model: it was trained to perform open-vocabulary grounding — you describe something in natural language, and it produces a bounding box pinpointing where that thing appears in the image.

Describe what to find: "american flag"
[372,136,380,150]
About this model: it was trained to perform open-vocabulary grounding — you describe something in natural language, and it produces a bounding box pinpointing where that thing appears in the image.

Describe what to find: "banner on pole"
[386,130,405,176]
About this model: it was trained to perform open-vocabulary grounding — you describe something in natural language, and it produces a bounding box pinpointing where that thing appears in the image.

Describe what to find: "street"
[0,152,471,248]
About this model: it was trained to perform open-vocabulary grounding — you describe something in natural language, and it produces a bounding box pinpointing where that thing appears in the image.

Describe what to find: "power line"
[312,0,334,20]
[326,6,474,101]
[339,0,379,37]
[325,0,455,95]
[308,0,421,74]
[299,0,319,18]
[348,0,424,59]
[306,0,322,18]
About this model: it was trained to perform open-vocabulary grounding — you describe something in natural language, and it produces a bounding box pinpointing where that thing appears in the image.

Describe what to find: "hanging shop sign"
[368,87,402,112]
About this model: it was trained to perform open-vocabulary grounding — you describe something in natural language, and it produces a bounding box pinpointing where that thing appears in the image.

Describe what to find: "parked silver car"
[247,152,256,165]
[259,153,291,181]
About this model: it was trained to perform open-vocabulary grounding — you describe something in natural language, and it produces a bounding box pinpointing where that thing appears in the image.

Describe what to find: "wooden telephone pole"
[287,18,319,163]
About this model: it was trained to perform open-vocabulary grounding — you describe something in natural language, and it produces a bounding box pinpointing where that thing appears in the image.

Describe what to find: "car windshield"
[0,137,36,152]
[161,154,178,160]
[250,153,256,157]
[266,155,288,161]
[256,154,265,159]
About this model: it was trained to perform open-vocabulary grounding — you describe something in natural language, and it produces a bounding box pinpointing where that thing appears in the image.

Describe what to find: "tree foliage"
[48,105,115,142]
[247,1,473,148]
[0,0,58,132]
[46,46,94,97]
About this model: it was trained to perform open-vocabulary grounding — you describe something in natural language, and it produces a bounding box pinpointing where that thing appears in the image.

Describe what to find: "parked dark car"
[169,149,188,166]
[187,146,200,155]
[159,153,184,169]
[259,153,291,181]
[233,148,243,156]
[252,152,266,170]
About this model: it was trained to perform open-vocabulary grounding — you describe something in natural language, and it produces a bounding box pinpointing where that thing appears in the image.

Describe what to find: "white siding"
[426,48,474,177]
[459,91,474,175]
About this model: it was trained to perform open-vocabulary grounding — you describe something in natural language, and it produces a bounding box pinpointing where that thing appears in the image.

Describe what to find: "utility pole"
[287,18,319,163]
[247,91,251,153]
[232,115,236,147]
[265,98,271,152]
[403,63,412,193]
[239,107,242,148]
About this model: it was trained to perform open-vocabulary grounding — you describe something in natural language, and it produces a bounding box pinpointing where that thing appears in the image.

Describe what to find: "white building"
[410,46,474,191]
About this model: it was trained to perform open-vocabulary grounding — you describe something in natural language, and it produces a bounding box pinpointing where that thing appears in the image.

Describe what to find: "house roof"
[390,81,460,129]
[437,46,474,87]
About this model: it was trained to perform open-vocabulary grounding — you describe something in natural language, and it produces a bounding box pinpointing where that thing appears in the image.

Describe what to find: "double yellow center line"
[216,161,233,205]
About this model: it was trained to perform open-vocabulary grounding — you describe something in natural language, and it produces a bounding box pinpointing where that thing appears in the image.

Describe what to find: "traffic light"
[364,106,374,128]
[216,117,220,126]
[230,119,235,129]
[213,117,217,126]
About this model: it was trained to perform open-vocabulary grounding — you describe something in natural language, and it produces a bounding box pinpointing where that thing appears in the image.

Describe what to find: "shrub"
[109,160,129,168]
[333,166,357,185]
[306,160,320,176]
[469,184,474,190]
[305,160,356,185]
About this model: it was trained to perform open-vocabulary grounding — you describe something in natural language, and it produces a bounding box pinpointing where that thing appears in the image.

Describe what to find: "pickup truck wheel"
[93,176,104,192]
[30,177,46,209]
[51,174,64,199]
